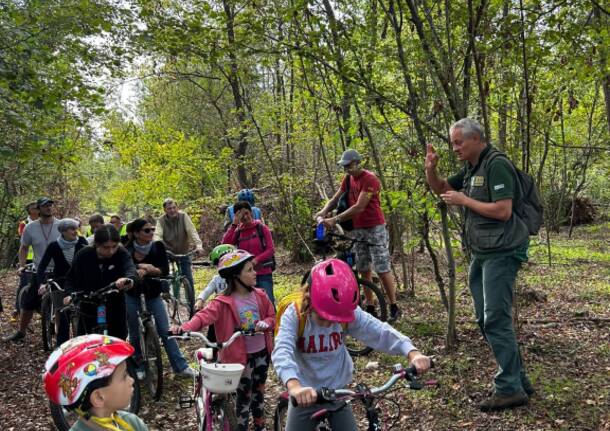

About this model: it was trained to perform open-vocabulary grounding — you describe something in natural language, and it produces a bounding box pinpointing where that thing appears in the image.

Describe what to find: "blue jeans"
[256,274,274,306]
[177,255,195,292]
[126,294,189,373]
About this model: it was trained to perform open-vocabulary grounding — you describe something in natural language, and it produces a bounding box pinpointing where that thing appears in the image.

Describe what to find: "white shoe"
[176,367,197,378]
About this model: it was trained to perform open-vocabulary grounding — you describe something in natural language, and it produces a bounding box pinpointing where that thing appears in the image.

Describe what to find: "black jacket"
[35,237,88,288]
[65,245,137,339]
[125,240,169,299]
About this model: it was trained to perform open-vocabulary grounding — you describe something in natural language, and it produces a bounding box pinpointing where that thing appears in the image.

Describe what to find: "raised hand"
[425,144,439,172]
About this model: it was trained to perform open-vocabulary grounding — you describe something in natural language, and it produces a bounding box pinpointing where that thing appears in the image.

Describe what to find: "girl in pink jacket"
[173,249,275,431]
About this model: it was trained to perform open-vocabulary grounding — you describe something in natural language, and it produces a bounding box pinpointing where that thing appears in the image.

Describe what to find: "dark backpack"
[235,223,276,271]
[487,151,544,235]
[336,175,354,231]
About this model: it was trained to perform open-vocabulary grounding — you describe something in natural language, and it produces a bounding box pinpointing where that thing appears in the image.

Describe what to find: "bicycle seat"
[196,347,214,362]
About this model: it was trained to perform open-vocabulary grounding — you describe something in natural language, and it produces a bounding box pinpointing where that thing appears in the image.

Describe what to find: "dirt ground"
[0,224,608,430]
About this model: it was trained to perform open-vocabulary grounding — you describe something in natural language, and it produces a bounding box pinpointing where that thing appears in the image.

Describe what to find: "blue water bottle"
[97,305,107,326]
[315,219,325,241]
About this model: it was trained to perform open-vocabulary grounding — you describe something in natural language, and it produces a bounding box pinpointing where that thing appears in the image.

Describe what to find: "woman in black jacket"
[65,224,136,339]
[35,218,88,344]
[125,218,194,377]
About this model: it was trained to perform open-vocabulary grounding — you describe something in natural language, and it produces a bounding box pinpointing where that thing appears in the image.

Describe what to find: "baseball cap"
[37,197,54,207]
[337,149,362,166]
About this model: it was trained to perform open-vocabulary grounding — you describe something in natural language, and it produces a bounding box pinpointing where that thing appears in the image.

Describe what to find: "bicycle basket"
[200,362,244,393]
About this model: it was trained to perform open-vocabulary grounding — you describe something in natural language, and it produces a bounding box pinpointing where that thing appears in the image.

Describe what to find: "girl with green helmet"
[194,244,236,311]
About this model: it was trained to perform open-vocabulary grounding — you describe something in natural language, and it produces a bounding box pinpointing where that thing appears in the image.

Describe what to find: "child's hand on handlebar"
[63,296,72,306]
[407,350,432,375]
[255,320,270,332]
[169,325,182,335]
[289,384,317,407]
[194,299,205,311]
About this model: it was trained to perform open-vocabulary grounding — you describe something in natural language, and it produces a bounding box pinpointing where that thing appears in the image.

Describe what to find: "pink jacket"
[181,288,275,365]
[222,220,274,275]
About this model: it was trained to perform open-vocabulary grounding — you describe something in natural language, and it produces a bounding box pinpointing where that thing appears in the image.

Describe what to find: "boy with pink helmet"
[272,258,432,431]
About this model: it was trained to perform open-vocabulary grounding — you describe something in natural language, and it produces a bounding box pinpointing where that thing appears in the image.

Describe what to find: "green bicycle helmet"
[210,244,236,266]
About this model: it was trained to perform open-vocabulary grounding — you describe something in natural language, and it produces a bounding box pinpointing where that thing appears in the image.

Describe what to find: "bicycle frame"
[171,330,256,431]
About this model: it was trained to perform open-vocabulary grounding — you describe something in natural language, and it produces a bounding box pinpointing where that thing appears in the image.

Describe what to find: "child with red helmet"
[171,249,275,431]
[272,258,432,431]
[43,334,147,430]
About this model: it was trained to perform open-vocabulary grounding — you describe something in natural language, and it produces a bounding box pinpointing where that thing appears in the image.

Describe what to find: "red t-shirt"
[340,169,385,228]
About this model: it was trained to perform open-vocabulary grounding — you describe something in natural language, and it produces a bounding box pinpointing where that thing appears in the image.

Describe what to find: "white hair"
[450,118,486,142]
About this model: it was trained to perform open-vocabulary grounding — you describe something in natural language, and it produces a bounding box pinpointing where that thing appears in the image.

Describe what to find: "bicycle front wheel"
[142,321,163,401]
[345,278,387,357]
[273,395,289,431]
[41,294,54,352]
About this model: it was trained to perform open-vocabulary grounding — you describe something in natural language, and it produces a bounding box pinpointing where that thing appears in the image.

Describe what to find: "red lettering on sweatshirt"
[297,332,343,353]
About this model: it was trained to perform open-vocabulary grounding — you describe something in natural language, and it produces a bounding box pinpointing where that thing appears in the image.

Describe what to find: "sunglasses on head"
[142,228,155,233]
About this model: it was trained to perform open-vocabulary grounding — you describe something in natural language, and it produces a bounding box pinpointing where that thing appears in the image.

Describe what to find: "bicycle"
[165,250,198,322]
[14,263,36,319]
[49,282,141,431]
[40,277,68,352]
[133,290,164,401]
[273,363,436,431]
[311,228,388,356]
[170,329,260,431]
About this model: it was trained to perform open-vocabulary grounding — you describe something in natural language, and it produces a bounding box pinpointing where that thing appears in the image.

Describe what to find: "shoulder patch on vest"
[494,184,505,191]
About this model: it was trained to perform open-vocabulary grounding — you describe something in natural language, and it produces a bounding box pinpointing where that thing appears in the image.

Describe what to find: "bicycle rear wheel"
[168,277,194,324]
[41,294,55,352]
[345,278,387,357]
[142,321,163,401]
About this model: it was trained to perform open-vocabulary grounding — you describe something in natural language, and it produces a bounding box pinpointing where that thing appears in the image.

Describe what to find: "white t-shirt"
[21,218,60,268]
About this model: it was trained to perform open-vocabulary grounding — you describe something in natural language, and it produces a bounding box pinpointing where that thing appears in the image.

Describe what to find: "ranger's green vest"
[462,146,529,254]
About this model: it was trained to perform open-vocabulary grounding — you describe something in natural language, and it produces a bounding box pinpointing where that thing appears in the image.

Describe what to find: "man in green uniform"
[425,118,533,411]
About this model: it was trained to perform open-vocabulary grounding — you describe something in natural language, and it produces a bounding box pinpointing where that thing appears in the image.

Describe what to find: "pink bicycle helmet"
[217,249,254,279]
[43,334,134,407]
[309,258,359,323]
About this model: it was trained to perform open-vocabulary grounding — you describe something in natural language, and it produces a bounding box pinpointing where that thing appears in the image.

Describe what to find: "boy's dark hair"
[67,375,112,415]
[93,224,121,245]
[88,214,104,224]
[233,200,252,214]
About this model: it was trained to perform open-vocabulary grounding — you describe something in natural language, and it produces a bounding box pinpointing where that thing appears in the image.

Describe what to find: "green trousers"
[469,254,528,395]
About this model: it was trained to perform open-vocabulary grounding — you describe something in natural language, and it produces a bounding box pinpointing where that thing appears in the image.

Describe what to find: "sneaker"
[365,305,378,319]
[176,367,197,378]
[479,391,528,412]
[9,311,19,323]
[3,330,25,343]
[388,304,400,322]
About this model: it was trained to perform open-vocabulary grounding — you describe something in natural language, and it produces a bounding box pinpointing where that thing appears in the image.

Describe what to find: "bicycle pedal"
[179,395,195,408]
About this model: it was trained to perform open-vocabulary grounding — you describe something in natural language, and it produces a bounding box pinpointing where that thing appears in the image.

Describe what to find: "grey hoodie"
[272,304,416,390]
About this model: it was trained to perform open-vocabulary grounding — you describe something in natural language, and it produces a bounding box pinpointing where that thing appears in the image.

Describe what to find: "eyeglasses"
[142,228,155,233]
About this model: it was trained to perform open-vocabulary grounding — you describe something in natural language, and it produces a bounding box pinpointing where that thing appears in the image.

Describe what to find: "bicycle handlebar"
[69,280,130,302]
[325,231,379,248]
[166,250,196,260]
[169,329,263,350]
[290,362,434,408]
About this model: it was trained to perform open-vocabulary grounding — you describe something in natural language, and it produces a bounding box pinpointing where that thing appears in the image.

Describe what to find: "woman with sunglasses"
[125,218,195,378]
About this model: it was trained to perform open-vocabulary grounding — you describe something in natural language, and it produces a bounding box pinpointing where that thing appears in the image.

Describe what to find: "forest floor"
[0,223,608,431]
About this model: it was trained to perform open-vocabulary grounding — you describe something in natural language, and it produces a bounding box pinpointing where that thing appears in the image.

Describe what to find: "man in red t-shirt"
[314,149,399,322]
